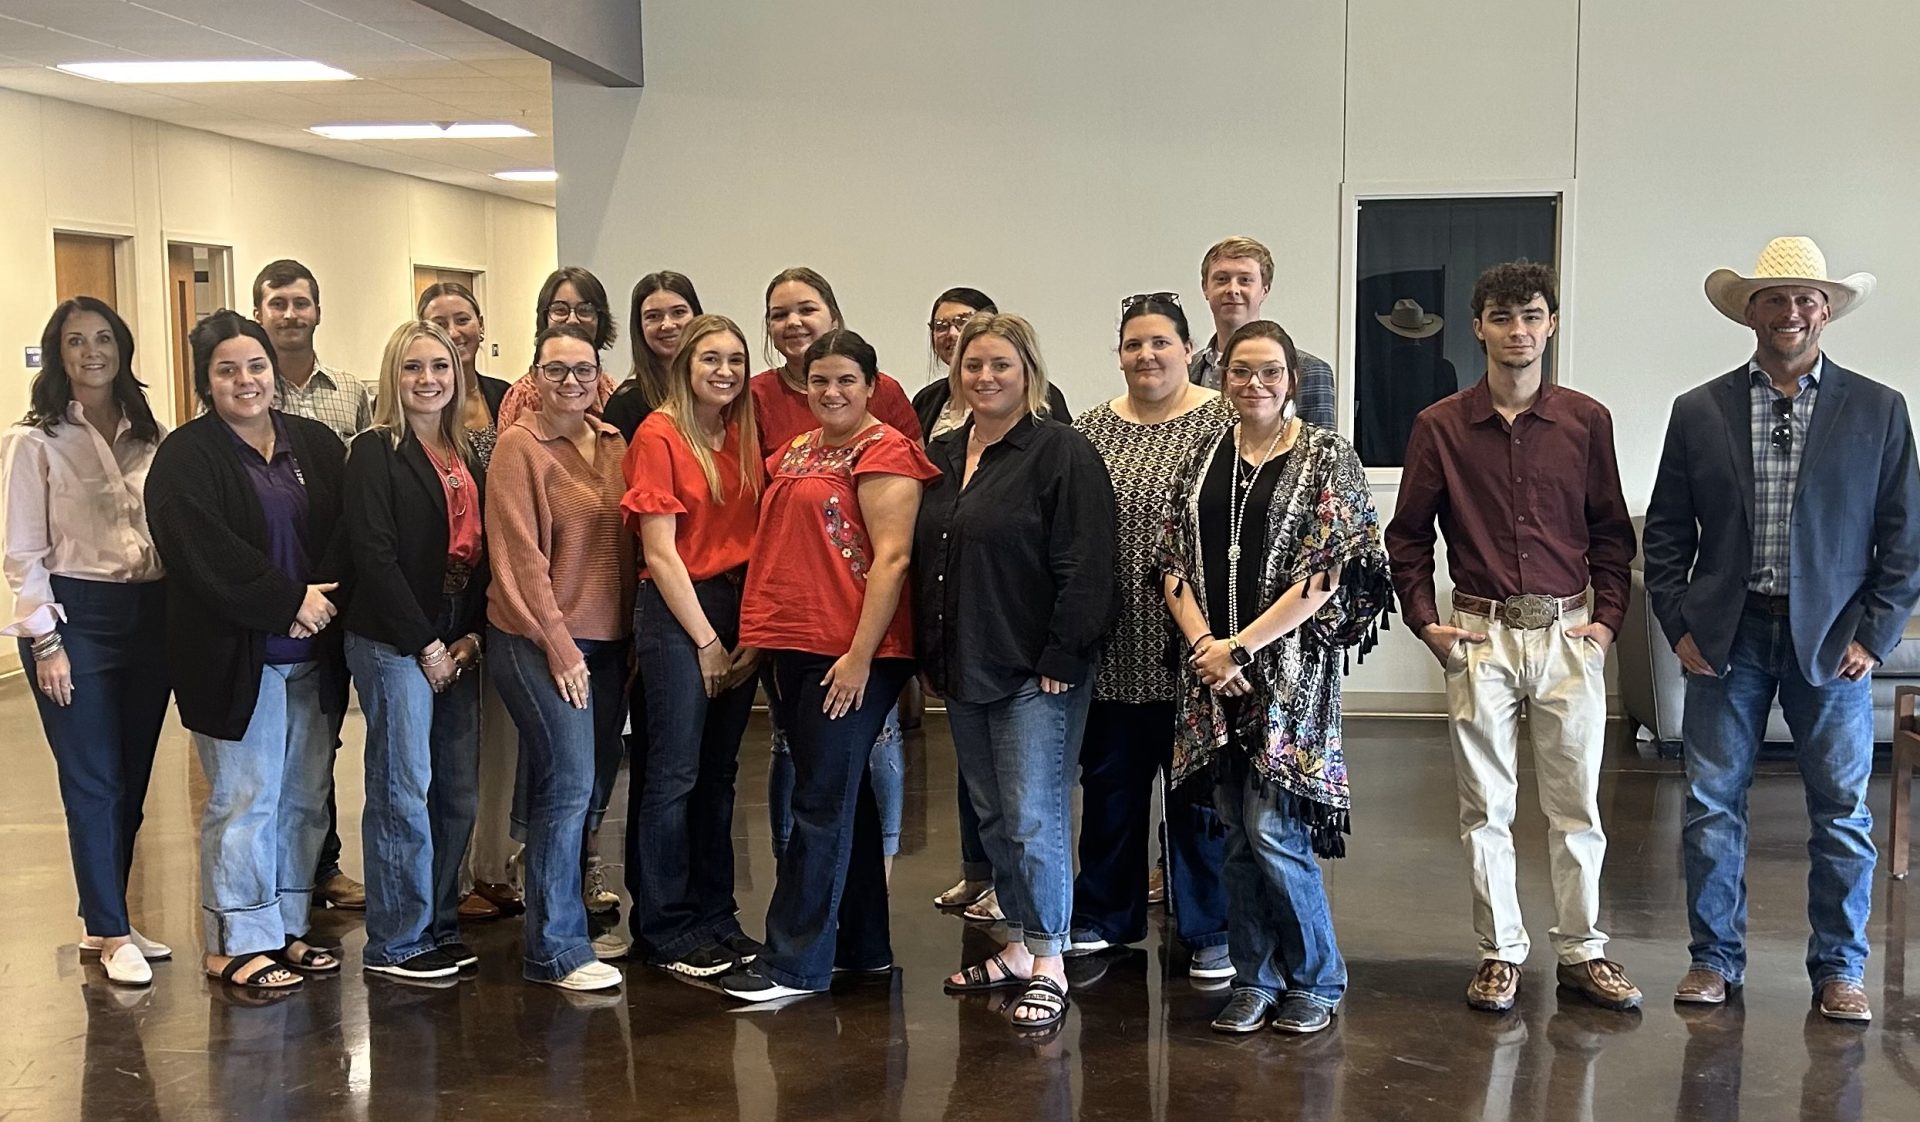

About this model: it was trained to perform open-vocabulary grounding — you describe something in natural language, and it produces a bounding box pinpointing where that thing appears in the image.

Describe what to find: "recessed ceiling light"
[309,123,535,140]
[493,169,558,182]
[56,60,356,83]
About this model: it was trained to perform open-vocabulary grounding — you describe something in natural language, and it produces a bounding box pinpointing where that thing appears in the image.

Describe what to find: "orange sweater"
[484,412,634,674]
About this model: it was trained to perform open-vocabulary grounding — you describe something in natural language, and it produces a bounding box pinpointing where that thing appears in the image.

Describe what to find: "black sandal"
[275,940,341,974]
[1011,975,1069,1029]
[944,952,1024,993]
[210,953,304,991]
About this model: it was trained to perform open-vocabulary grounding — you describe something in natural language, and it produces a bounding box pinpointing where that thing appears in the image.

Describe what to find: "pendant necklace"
[1225,422,1289,638]
[422,439,468,516]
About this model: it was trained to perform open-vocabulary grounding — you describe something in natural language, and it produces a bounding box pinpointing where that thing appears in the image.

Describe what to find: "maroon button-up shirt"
[1385,379,1636,634]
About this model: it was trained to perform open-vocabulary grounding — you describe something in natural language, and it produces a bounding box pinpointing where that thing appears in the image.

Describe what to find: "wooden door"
[53,232,119,307]
[414,265,478,304]
[168,244,198,423]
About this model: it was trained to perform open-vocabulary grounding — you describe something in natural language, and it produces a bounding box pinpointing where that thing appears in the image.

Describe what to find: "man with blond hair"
[1188,235,1334,427]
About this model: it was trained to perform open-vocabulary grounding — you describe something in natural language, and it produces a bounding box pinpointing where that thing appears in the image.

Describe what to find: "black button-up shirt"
[913,413,1117,704]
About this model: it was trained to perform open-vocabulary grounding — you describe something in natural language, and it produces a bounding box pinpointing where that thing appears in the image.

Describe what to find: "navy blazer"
[1643,358,1920,685]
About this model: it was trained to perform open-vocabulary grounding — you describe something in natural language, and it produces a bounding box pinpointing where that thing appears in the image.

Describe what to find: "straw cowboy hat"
[1376,298,1443,339]
[1704,236,1875,323]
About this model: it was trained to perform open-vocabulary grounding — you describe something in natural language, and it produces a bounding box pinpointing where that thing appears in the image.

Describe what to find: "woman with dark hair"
[147,309,350,993]
[418,282,521,923]
[1067,293,1233,976]
[2,297,170,986]
[604,271,703,441]
[343,320,490,980]
[1158,319,1390,1035]
[913,287,1072,440]
[720,328,938,1002]
[620,314,764,978]
[494,267,621,432]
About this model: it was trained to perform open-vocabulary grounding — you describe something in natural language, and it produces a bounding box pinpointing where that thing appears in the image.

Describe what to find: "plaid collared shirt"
[1189,339,1338,429]
[273,361,373,445]
[1748,356,1822,595]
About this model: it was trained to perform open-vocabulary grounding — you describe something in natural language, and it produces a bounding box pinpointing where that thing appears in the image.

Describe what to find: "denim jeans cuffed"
[1682,606,1876,990]
[1213,763,1347,1006]
[347,620,482,967]
[194,660,334,956]
[626,578,755,961]
[945,676,1092,958]
[757,652,913,990]
[487,627,627,982]
[22,577,170,938]
[956,766,991,881]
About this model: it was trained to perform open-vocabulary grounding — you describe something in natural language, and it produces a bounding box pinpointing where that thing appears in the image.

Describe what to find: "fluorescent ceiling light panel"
[493,169,558,182]
[57,60,356,83]
[309,123,536,140]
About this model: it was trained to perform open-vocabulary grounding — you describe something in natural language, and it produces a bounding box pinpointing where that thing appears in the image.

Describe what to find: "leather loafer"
[458,892,501,920]
[316,872,367,910]
[1211,988,1276,1033]
[1467,959,1522,1012]
[1674,967,1730,1004]
[1556,959,1642,1011]
[1814,980,1871,1022]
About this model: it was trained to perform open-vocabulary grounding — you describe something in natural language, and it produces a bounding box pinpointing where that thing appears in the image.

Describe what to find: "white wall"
[0,86,557,669]
[553,0,1918,710]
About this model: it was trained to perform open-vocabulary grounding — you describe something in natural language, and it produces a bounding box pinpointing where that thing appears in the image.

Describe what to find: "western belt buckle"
[1500,594,1556,630]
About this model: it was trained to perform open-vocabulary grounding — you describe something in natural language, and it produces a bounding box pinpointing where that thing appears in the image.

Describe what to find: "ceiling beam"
[407,0,643,87]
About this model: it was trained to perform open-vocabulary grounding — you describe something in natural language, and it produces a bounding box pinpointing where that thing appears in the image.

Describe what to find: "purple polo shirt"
[225,414,315,664]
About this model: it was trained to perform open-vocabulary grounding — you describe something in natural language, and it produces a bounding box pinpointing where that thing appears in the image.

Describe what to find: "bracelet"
[697,635,721,651]
[31,634,64,660]
[1188,634,1212,654]
[418,647,449,667]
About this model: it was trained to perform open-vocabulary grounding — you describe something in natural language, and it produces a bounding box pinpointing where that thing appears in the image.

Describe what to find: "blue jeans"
[21,577,170,937]
[1682,606,1876,990]
[347,619,482,967]
[1073,700,1228,948]
[759,652,913,989]
[945,677,1091,957]
[1213,762,1347,1006]
[770,705,904,859]
[956,765,991,881]
[626,578,755,960]
[487,628,628,982]
[193,660,334,956]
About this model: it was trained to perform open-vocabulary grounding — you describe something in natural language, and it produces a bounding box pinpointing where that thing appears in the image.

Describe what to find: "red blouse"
[740,423,940,659]
[749,369,924,459]
[422,440,483,565]
[620,410,760,582]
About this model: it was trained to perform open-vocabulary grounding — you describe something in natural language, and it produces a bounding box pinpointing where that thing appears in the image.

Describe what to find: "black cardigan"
[341,428,490,653]
[911,378,1073,438]
[147,412,350,739]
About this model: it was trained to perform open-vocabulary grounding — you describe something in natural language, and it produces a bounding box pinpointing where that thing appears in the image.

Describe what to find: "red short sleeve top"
[740,423,940,659]
[620,411,760,582]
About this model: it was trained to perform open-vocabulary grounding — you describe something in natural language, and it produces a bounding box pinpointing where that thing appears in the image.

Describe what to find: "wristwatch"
[1227,636,1252,666]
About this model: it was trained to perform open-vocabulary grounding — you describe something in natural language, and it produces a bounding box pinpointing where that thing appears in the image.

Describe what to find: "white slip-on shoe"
[82,927,173,961]
[543,961,623,992]
[102,943,154,986]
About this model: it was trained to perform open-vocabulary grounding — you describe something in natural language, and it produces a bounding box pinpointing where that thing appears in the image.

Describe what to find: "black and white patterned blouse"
[1075,396,1233,704]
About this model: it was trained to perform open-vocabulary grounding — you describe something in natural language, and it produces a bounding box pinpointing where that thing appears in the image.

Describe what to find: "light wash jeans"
[945,677,1092,957]
[193,660,333,956]
[347,631,482,967]
[1682,606,1876,990]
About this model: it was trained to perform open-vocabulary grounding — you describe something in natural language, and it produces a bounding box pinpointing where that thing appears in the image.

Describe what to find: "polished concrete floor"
[2,675,1917,1122]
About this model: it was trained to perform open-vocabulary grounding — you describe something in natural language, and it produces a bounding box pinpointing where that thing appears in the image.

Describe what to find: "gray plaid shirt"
[1189,339,1337,429]
[1748,356,1822,595]
[273,362,372,445]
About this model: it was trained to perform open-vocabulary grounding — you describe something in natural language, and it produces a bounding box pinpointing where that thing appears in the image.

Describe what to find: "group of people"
[6,231,1916,1035]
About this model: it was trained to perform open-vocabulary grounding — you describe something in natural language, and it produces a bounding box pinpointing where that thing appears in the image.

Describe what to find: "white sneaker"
[543,961,623,992]
[102,943,153,986]
[591,931,632,961]
[81,927,172,960]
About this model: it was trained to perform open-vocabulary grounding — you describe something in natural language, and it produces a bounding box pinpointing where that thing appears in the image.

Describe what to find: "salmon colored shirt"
[749,369,924,459]
[620,411,760,582]
[740,423,939,659]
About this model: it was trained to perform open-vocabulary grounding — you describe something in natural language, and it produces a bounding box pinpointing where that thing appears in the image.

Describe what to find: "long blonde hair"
[660,314,761,503]
[370,320,471,461]
[948,312,1054,420]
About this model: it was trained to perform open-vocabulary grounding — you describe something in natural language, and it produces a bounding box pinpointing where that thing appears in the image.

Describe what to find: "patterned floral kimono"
[1157,423,1391,857]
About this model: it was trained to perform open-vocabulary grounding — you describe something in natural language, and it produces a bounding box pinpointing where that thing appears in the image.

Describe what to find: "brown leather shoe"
[1467,959,1522,1012]
[458,892,501,920]
[1814,980,1872,1022]
[316,872,366,910]
[1674,967,1730,1004]
[471,880,525,917]
[1556,959,1642,1010]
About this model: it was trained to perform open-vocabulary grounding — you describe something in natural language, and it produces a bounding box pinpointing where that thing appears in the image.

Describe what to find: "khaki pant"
[1443,605,1609,965]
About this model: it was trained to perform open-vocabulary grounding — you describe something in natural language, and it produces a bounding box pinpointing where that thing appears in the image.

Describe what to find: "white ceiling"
[0,0,555,205]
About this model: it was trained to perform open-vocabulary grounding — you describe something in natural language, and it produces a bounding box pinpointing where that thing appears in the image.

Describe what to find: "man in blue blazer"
[1644,236,1920,1022]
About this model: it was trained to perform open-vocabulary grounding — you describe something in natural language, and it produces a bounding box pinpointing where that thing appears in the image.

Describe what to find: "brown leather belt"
[1452,592,1588,630]
[1744,591,1790,617]
[443,561,473,595]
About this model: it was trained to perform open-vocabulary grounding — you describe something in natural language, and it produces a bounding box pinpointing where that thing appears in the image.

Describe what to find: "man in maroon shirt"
[1386,262,1641,1014]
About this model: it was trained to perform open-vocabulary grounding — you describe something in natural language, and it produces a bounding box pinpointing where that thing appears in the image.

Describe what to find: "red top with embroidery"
[620,411,761,582]
[740,423,940,659]
[749,369,924,459]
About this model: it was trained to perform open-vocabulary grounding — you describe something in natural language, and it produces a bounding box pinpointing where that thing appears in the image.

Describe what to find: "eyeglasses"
[545,302,600,322]
[1225,363,1288,386]
[929,313,975,334]
[536,362,601,383]
[1121,291,1182,313]
[1769,396,1795,452]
